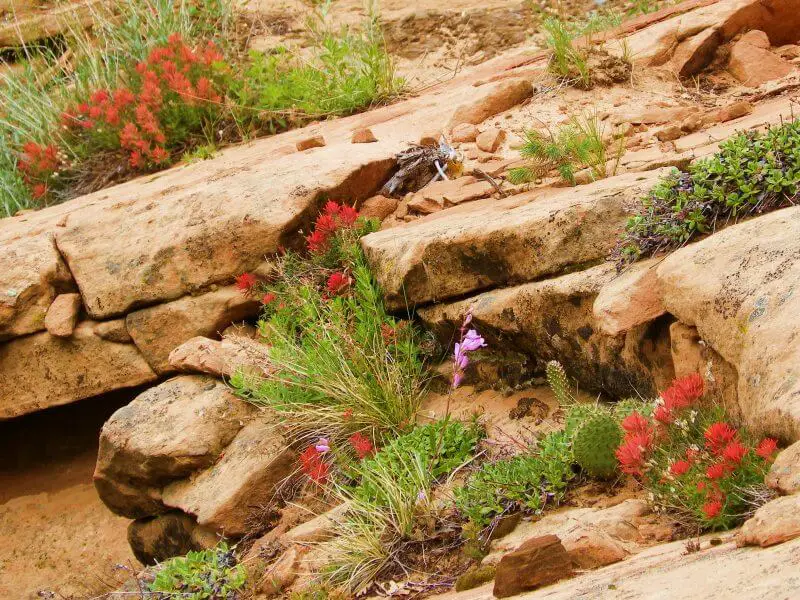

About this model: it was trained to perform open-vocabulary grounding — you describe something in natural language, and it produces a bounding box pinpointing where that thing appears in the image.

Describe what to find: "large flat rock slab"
[657,206,800,439]
[363,170,664,311]
[0,321,157,419]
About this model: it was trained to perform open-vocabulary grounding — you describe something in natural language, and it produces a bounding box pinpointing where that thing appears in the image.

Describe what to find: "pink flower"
[460,329,487,352]
[315,438,330,453]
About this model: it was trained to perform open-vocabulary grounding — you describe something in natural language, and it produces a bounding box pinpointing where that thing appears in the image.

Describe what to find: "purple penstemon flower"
[315,438,330,453]
[451,310,486,390]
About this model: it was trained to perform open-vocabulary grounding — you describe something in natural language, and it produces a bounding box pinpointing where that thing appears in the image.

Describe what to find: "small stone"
[739,30,771,49]
[419,129,443,146]
[476,128,507,153]
[655,125,683,142]
[93,319,132,343]
[127,512,218,565]
[351,128,377,143]
[359,195,398,220]
[738,495,800,547]
[767,441,800,495]
[493,534,573,598]
[455,565,496,592]
[706,100,754,124]
[257,545,302,596]
[296,135,326,151]
[168,336,271,379]
[451,123,479,143]
[680,113,703,133]
[449,78,533,127]
[728,38,792,87]
[44,293,82,337]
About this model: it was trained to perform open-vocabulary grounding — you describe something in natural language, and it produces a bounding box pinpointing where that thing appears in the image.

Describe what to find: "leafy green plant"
[615,374,777,530]
[454,430,575,528]
[231,204,428,448]
[321,420,482,593]
[149,543,246,599]
[615,119,800,263]
[508,112,625,185]
[572,412,622,479]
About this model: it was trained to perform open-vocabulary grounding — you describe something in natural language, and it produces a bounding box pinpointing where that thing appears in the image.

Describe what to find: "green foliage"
[616,119,800,263]
[454,430,575,527]
[508,112,625,185]
[572,412,622,479]
[564,403,600,437]
[321,420,482,593]
[149,543,246,599]
[231,220,428,447]
[542,17,591,88]
[545,360,575,407]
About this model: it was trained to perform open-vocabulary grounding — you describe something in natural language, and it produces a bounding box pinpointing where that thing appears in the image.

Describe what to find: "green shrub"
[454,430,574,528]
[231,205,428,448]
[149,543,246,599]
[572,412,622,479]
[508,112,625,185]
[615,119,800,263]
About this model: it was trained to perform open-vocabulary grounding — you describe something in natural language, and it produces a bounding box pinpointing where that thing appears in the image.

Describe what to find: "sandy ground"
[0,393,142,600]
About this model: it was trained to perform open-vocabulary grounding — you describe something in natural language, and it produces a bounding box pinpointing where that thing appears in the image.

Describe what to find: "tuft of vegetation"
[149,543,246,599]
[545,360,575,407]
[454,430,575,528]
[507,112,625,185]
[321,420,482,593]
[572,412,623,479]
[231,203,428,448]
[615,119,800,264]
[0,0,401,217]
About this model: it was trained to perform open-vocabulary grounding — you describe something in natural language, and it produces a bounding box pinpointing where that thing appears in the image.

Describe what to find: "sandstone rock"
[282,503,349,544]
[593,257,666,336]
[740,30,771,49]
[476,128,506,153]
[656,206,800,439]
[351,128,377,143]
[127,512,218,565]
[359,195,398,220]
[256,545,302,596]
[449,78,533,127]
[705,100,754,124]
[126,286,261,374]
[655,125,683,142]
[419,129,443,146]
[452,123,479,142]
[168,336,271,379]
[296,135,326,150]
[44,293,82,337]
[407,176,494,214]
[93,318,132,343]
[738,495,800,547]
[493,534,573,598]
[94,375,254,518]
[162,415,296,536]
[419,264,672,398]
[0,220,74,341]
[363,170,664,311]
[669,321,705,378]
[613,106,698,125]
[766,441,800,495]
[565,527,628,569]
[729,37,793,87]
[0,321,157,419]
[0,0,101,47]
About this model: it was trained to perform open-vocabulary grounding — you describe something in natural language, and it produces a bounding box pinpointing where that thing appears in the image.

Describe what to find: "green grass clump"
[508,112,625,185]
[454,430,575,528]
[321,420,482,593]
[149,543,246,599]
[615,119,800,263]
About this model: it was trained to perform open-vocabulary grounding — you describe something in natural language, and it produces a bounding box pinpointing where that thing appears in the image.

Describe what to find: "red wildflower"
[104,106,120,125]
[235,273,257,293]
[90,89,110,105]
[314,214,338,234]
[755,438,779,461]
[88,105,103,119]
[261,292,276,305]
[669,460,691,476]
[167,32,183,45]
[299,446,330,483]
[685,447,701,462]
[621,412,652,437]
[151,146,169,164]
[135,104,161,135]
[653,404,673,424]
[696,481,707,492]
[339,205,359,226]
[704,422,737,455]
[129,151,144,169]
[349,432,374,459]
[722,440,747,465]
[306,229,331,254]
[343,408,353,421]
[326,272,352,296]
[706,463,726,480]
[615,432,650,476]
[702,499,723,519]
[201,41,223,65]
[31,183,48,198]
[323,200,340,216]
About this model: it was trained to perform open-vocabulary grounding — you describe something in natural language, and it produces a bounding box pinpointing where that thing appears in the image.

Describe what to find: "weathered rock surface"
[738,495,800,547]
[493,534,574,598]
[92,318,132,343]
[168,335,270,379]
[593,257,665,336]
[161,415,296,536]
[127,512,218,565]
[406,176,494,215]
[419,263,674,398]
[44,292,82,337]
[126,286,261,374]
[656,206,800,439]
[767,441,800,495]
[728,31,793,87]
[94,375,254,518]
[363,170,663,311]
[449,78,533,127]
[0,321,157,419]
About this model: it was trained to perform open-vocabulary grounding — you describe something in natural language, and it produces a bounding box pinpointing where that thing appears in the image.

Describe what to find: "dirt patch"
[0,391,142,599]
